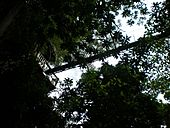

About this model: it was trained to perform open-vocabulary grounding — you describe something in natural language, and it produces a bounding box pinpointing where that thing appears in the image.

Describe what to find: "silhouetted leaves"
[57,63,165,128]
[1,0,170,127]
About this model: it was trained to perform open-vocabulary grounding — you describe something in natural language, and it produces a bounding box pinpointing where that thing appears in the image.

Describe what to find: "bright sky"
[51,0,168,103]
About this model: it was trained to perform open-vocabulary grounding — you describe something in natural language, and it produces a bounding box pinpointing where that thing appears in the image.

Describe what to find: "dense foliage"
[0,53,65,127]
[56,63,165,127]
[0,0,170,128]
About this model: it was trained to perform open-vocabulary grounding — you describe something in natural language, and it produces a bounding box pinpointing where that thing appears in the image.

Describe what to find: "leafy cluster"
[0,0,170,128]
[56,63,165,127]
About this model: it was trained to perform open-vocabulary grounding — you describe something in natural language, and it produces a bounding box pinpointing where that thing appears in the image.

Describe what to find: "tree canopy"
[0,0,170,127]
[56,62,165,127]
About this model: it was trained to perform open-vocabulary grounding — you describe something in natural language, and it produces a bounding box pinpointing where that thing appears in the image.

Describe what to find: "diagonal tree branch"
[45,31,170,75]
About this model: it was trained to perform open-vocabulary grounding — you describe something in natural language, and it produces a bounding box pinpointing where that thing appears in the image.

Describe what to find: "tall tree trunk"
[0,0,24,37]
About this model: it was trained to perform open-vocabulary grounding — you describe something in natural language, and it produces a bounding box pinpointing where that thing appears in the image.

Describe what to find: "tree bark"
[0,0,24,37]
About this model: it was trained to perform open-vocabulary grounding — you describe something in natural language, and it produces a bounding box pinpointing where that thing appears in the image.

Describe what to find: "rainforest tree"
[0,0,170,127]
